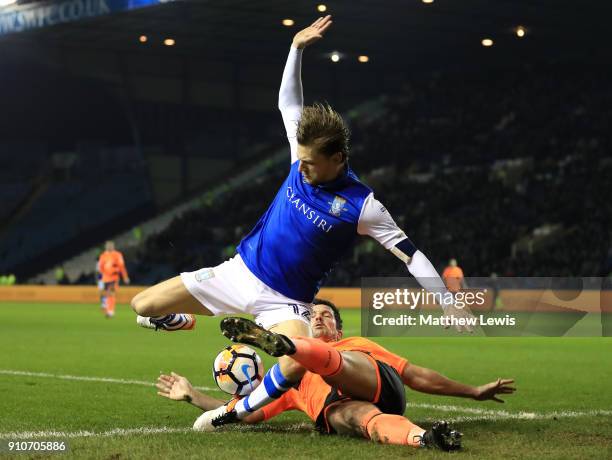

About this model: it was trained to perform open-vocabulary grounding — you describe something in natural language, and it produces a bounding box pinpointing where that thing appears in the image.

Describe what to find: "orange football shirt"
[98,250,128,283]
[442,266,464,292]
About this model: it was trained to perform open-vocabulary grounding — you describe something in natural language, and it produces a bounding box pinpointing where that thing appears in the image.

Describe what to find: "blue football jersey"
[233,45,445,311]
[237,162,372,302]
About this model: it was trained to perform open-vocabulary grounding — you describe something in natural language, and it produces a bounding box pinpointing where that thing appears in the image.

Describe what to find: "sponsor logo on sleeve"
[194,268,215,282]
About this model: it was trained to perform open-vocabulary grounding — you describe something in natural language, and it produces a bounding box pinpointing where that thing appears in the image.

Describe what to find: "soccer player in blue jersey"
[131,15,474,429]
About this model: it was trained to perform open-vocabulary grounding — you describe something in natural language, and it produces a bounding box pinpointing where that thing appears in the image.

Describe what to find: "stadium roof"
[1,0,610,72]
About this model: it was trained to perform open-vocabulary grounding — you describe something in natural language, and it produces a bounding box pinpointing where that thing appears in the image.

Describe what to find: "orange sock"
[289,336,343,376]
[360,409,426,447]
[106,295,116,315]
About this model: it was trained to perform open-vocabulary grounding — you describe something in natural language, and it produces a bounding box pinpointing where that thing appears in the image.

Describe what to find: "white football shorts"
[180,254,313,330]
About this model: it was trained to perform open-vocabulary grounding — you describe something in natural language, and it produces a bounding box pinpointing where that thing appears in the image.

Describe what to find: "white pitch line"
[2,369,610,429]
[2,410,611,440]
[407,402,536,417]
[407,403,612,419]
[0,427,192,440]
[0,369,216,392]
[0,423,314,440]
[449,410,612,423]
[4,370,515,417]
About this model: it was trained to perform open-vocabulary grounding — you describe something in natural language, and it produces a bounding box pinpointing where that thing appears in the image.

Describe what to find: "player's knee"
[327,410,357,437]
[278,356,306,382]
[131,291,155,316]
[327,402,367,438]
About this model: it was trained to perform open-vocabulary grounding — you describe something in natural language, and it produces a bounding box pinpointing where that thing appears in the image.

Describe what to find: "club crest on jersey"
[329,196,348,217]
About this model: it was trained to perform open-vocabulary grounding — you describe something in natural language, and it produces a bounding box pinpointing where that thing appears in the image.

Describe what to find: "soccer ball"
[213,344,264,396]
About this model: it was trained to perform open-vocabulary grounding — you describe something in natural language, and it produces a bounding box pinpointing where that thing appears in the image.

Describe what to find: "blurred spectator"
[55,266,68,285]
[442,259,466,293]
[0,274,16,285]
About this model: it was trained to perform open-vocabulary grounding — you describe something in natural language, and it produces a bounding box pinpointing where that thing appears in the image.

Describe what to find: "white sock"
[152,314,193,331]
[235,364,292,418]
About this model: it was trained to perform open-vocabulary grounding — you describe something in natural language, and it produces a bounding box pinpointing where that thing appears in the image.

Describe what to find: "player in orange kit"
[97,241,130,318]
[442,258,466,293]
[158,300,515,451]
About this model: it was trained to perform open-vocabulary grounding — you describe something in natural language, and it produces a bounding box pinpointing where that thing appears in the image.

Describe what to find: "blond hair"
[297,103,350,160]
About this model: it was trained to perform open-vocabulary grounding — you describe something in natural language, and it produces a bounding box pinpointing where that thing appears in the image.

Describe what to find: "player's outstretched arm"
[291,15,332,50]
[156,372,266,423]
[156,372,224,410]
[473,378,517,403]
[357,194,476,332]
[402,364,516,403]
[279,15,332,164]
[406,251,476,332]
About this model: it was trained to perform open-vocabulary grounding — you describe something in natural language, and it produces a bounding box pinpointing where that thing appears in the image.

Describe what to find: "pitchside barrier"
[0,286,360,308]
[0,285,608,314]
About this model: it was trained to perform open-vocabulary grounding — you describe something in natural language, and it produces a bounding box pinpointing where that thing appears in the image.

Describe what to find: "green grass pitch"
[0,302,611,459]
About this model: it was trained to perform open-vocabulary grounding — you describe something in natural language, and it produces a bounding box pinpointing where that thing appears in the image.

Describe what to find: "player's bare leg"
[270,319,311,381]
[99,285,107,312]
[131,276,213,331]
[100,287,108,314]
[104,284,116,318]
[326,400,462,451]
[323,351,378,401]
[132,276,213,316]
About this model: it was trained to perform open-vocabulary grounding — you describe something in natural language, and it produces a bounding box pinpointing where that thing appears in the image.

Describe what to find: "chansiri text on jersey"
[286,186,333,233]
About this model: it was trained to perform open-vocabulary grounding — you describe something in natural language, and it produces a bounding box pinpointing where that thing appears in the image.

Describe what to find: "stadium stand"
[34,62,610,285]
[2,0,609,287]
[116,61,612,285]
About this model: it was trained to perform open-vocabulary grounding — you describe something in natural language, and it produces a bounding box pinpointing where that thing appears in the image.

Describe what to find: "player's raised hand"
[156,372,194,402]
[292,15,333,49]
[473,378,516,403]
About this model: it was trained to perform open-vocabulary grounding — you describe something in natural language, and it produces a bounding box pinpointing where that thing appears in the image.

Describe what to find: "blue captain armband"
[390,238,417,263]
